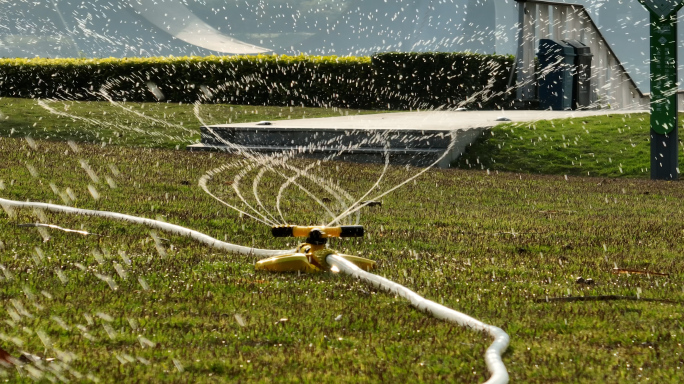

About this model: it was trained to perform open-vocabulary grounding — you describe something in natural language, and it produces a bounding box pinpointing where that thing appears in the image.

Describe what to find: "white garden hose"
[0,197,509,383]
[0,198,293,257]
[327,254,510,384]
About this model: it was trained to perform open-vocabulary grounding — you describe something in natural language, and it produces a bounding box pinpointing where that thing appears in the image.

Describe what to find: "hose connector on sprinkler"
[256,225,374,273]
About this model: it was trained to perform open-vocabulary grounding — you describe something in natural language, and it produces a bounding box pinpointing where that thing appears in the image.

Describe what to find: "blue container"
[538,39,576,110]
[563,39,593,110]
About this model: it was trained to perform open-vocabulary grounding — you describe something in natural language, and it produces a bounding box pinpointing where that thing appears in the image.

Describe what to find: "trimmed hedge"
[0,53,514,110]
[372,52,515,110]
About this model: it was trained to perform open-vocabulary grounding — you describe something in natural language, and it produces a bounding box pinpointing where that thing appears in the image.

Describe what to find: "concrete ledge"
[187,143,453,167]
[188,127,487,168]
[188,110,646,168]
[199,126,455,148]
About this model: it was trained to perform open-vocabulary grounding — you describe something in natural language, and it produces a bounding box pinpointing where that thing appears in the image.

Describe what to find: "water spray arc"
[2,96,509,380]
[3,18,509,380]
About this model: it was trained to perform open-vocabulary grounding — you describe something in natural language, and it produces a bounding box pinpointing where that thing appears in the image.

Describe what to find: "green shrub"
[0,53,515,109]
[371,52,515,109]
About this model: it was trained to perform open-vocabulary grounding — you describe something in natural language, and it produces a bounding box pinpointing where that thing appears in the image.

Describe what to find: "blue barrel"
[537,39,576,110]
[563,39,593,110]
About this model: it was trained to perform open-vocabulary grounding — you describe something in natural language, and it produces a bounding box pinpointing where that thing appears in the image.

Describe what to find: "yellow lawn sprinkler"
[256,225,376,273]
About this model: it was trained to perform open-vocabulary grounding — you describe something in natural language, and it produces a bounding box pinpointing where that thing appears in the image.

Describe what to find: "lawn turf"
[0,97,380,149]
[457,113,684,179]
[0,136,683,383]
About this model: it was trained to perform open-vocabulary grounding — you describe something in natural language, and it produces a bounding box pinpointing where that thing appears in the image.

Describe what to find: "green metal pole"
[649,12,679,180]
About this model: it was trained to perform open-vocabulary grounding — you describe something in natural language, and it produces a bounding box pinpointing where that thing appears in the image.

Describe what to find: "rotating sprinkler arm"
[271,225,364,243]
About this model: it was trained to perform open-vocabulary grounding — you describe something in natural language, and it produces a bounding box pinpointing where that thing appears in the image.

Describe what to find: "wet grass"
[457,112,684,178]
[0,97,382,149]
[1,137,683,383]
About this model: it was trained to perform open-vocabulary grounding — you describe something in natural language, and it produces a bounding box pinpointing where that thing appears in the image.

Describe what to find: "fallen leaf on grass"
[360,201,382,207]
[536,296,680,304]
[492,230,539,237]
[0,346,13,366]
[612,268,669,277]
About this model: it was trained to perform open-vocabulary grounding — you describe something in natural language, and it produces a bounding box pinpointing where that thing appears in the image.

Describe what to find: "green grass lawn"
[0,97,378,149]
[0,98,683,382]
[0,134,683,383]
[457,113,684,178]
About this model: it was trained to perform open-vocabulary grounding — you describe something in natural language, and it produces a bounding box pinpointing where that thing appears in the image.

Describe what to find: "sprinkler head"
[259,225,374,273]
[271,225,364,245]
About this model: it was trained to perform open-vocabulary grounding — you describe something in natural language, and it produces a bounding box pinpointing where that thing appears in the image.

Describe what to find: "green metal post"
[639,1,684,180]
[649,13,679,180]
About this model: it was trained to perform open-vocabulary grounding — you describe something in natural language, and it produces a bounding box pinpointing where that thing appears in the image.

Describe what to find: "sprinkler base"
[256,243,376,273]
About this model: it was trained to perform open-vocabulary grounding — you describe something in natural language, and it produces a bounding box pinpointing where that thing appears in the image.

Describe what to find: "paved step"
[187,110,645,168]
[188,125,486,168]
